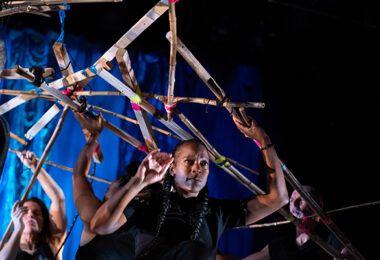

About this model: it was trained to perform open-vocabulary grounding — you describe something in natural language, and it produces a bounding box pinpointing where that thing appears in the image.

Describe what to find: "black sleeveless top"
[16,242,54,260]
[74,226,135,260]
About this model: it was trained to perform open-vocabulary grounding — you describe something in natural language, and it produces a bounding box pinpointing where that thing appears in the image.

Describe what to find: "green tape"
[214,156,230,168]
[130,94,142,104]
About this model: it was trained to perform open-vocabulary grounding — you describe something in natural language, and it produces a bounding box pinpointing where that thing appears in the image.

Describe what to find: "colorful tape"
[138,144,148,154]
[214,156,230,168]
[131,102,141,111]
[130,94,142,104]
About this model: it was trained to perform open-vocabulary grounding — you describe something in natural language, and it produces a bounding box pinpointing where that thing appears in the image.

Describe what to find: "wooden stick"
[166,32,249,124]
[0,105,69,250]
[143,92,265,108]
[7,148,112,184]
[10,132,28,146]
[236,200,380,229]
[90,105,182,140]
[224,156,259,175]
[166,1,178,120]
[97,69,193,140]
[0,89,264,108]
[116,48,158,151]
[53,41,104,163]
[98,0,169,62]
[0,95,35,115]
[52,41,74,78]
[8,0,122,6]
[280,163,364,259]
[0,67,54,79]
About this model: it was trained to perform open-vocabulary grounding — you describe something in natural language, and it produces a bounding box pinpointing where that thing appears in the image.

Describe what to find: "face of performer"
[170,141,209,198]
[289,187,314,219]
[22,201,44,234]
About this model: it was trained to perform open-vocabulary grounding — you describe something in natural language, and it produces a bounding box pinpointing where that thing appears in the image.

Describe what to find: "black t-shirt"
[16,242,54,260]
[75,228,135,260]
[126,187,247,259]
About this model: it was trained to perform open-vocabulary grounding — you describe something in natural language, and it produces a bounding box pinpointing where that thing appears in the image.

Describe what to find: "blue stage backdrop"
[0,28,264,259]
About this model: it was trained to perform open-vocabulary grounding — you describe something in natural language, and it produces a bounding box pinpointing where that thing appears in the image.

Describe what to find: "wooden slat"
[116,48,158,151]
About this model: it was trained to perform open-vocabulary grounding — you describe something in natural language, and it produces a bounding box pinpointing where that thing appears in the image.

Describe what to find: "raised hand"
[16,150,37,170]
[136,150,173,186]
[233,116,269,144]
[11,201,27,232]
[74,111,104,136]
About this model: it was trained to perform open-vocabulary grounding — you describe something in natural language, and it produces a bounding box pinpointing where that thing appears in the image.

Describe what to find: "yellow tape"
[130,94,142,104]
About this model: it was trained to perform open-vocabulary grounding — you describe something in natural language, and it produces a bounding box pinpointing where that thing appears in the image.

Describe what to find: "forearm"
[34,168,65,205]
[0,229,22,260]
[73,133,99,179]
[246,138,288,224]
[73,133,102,222]
[90,176,146,233]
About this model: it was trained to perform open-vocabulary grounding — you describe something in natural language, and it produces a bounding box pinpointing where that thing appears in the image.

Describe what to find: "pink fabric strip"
[137,144,148,154]
[131,102,141,111]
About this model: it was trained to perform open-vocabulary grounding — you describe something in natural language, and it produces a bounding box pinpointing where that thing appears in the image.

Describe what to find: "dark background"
[3,0,380,258]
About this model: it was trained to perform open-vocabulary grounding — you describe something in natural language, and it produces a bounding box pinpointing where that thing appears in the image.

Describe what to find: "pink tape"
[165,103,176,115]
[300,217,310,234]
[62,88,72,96]
[93,143,100,153]
[169,0,179,3]
[137,144,148,154]
[321,217,332,224]
[131,102,141,111]
[253,139,262,148]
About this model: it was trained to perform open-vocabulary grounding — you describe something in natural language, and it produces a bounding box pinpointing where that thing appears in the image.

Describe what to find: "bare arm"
[0,202,27,260]
[233,117,289,225]
[72,112,103,224]
[90,150,173,234]
[16,151,67,242]
[244,244,270,260]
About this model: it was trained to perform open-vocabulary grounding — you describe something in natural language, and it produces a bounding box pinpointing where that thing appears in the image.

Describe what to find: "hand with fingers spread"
[11,201,27,233]
[16,150,38,171]
[136,150,173,186]
[74,111,104,136]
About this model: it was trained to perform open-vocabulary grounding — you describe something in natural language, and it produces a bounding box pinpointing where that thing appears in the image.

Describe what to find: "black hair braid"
[190,187,209,240]
[136,173,173,259]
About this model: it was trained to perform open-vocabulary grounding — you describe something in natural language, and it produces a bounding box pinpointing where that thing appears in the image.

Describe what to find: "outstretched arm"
[233,116,289,225]
[72,112,103,224]
[90,150,173,234]
[16,151,67,242]
[0,201,27,260]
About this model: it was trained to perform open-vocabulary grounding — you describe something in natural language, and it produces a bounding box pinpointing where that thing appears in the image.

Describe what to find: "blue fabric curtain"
[0,27,263,259]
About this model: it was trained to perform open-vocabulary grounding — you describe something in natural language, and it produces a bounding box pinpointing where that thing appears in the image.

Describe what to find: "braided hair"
[137,138,210,258]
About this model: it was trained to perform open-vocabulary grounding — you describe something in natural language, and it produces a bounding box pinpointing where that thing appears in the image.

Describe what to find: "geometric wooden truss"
[0,1,365,259]
[0,0,121,18]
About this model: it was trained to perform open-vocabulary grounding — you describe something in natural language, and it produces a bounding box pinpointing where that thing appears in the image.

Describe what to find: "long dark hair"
[137,139,210,259]
[23,197,52,245]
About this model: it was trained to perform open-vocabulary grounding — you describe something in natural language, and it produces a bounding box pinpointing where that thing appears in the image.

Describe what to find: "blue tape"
[81,70,89,78]
[56,4,70,43]
[87,65,97,75]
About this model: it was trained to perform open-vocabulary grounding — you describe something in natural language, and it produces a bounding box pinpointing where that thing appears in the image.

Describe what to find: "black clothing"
[75,228,135,260]
[16,243,54,260]
[268,229,332,260]
[127,188,247,260]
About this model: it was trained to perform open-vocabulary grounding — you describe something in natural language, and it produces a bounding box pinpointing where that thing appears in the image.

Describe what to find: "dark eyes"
[200,161,208,167]
[183,159,208,167]
[184,159,191,164]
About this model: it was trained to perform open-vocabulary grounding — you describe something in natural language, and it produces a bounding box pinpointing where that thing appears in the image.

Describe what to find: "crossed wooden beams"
[0,0,121,18]
[0,0,364,259]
